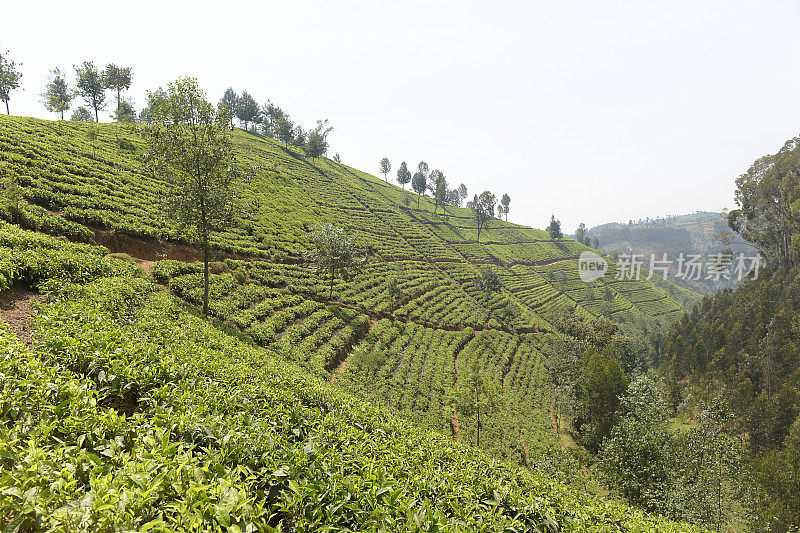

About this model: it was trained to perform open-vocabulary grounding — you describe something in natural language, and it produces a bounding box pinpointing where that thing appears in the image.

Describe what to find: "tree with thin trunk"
[42,68,72,120]
[412,171,426,207]
[500,193,510,221]
[575,222,587,245]
[396,161,411,189]
[455,358,502,447]
[143,77,238,316]
[74,61,106,122]
[547,214,563,240]
[428,169,447,215]
[458,184,468,204]
[417,161,429,179]
[0,48,22,115]
[379,157,391,182]
[102,64,132,118]
[308,224,367,299]
[470,191,496,242]
[306,119,333,165]
[276,115,295,147]
[219,88,238,128]
[236,90,260,130]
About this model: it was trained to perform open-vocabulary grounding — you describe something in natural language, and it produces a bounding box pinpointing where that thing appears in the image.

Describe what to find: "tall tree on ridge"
[458,184,468,204]
[235,90,260,130]
[417,161,429,179]
[42,68,72,120]
[0,48,23,115]
[396,161,411,189]
[101,64,132,119]
[547,215,563,240]
[276,114,295,146]
[218,88,238,128]
[74,61,106,122]
[428,169,447,215]
[412,171,426,207]
[261,100,285,137]
[500,193,510,221]
[575,222,587,245]
[379,157,391,181]
[470,191,496,242]
[293,125,307,149]
[306,119,333,164]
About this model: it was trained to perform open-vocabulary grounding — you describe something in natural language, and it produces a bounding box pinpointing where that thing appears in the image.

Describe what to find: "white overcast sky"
[4,1,800,231]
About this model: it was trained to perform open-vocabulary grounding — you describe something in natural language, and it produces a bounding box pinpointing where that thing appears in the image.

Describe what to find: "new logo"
[578,251,608,282]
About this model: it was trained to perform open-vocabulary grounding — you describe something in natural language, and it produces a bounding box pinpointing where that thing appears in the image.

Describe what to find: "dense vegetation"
[663,264,800,529]
[658,135,800,530]
[0,105,711,530]
[0,222,706,530]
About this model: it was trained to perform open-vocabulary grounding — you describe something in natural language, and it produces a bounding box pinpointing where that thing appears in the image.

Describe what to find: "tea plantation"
[0,116,704,530]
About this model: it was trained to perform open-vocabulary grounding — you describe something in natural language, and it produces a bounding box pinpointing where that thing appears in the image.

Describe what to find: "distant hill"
[586,212,758,294]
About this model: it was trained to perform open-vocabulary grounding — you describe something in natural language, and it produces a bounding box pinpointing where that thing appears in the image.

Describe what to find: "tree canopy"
[547,215,563,240]
[0,48,22,115]
[218,88,238,127]
[101,63,132,118]
[74,61,106,122]
[143,76,238,315]
[306,120,333,163]
[41,68,72,120]
[396,161,411,189]
[379,158,391,181]
[469,191,496,242]
[308,224,368,299]
[235,90,260,130]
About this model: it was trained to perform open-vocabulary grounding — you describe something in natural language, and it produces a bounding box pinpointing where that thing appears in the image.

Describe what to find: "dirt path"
[451,352,461,441]
[519,430,531,468]
[549,395,586,456]
[0,284,45,346]
[328,318,374,382]
[135,258,154,274]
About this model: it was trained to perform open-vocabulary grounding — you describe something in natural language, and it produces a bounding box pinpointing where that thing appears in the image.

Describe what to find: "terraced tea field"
[0,116,705,530]
[0,221,705,530]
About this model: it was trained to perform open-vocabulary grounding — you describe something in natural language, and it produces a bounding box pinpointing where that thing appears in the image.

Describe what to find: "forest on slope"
[658,135,800,530]
[585,212,758,295]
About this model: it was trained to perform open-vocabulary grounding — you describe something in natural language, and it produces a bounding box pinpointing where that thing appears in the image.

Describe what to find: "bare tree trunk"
[4,100,9,114]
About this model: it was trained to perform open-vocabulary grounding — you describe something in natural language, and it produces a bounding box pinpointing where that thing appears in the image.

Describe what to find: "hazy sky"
[4,1,800,231]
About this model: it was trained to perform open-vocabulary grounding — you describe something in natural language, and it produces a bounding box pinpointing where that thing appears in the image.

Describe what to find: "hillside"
[587,212,757,294]
[0,115,695,325]
[0,115,704,530]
